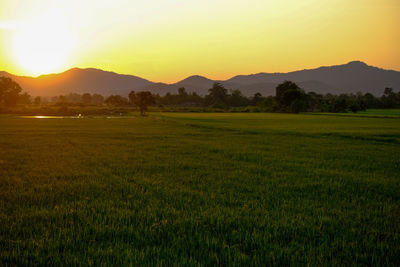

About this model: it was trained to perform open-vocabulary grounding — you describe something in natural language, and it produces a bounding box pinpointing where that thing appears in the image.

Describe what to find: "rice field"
[0,112,399,265]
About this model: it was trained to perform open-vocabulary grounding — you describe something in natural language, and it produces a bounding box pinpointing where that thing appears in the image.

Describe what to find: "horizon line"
[1,60,399,84]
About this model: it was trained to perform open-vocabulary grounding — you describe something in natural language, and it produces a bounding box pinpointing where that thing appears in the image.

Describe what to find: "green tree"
[260,96,279,112]
[290,99,308,114]
[330,97,347,113]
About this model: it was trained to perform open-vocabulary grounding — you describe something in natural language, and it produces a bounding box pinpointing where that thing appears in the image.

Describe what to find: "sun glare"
[11,12,75,76]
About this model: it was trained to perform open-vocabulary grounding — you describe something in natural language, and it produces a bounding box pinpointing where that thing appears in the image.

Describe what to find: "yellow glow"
[10,11,75,76]
[0,0,399,81]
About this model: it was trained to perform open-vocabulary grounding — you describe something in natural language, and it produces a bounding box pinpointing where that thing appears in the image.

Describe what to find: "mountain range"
[1,61,399,97]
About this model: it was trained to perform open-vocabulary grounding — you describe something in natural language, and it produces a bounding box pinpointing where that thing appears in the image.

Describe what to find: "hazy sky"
[0,0,399,82]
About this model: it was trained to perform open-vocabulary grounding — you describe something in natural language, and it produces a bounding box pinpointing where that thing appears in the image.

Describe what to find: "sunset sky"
[0,0,399,83]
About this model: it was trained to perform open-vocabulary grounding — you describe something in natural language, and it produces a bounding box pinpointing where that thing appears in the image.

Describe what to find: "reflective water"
[20,115,125,119]
[20,116,73,119]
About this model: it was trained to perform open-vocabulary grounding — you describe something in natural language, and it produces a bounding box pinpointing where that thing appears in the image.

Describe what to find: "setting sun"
[11,12,75,76]
[0,0,399,81]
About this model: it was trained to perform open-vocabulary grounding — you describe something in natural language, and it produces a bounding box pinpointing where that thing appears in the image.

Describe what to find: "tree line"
[1,76,400,114]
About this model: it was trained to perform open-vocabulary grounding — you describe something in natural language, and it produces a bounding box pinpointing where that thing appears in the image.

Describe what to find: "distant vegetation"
[1,76,400,115]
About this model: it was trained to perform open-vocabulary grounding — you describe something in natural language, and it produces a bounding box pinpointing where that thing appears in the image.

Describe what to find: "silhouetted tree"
[348,101,361,113]
[132,91,155,115]
[229,89,250,107]
[18,92,31,105]
[259,96,279,112]
[128,91,136,106]
[290,99,308,114]
[306,92,323,111]
[66,93,82,103]
[397,92,400,107]
[189,92,203,106]
[276,81,299,103]
[0,77,23,107]
[330,97,347,113]
[275,81,307,112]
[105,95,128,106]
[206,83,229,107]
[362,93,378,108]
[92,94,104,105]
[156,88,204,106]
[251,92,263,106]
[58,95,68,104]
[33,96,41,105]
[82,93,92,104]
[381,87,397,108]
[178,87,188,97]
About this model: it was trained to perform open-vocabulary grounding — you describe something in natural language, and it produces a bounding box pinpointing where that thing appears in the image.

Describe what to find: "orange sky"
[0,0,399,83]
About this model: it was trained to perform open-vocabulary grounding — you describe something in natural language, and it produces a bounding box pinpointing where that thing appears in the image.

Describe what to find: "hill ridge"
[1,61,399,96]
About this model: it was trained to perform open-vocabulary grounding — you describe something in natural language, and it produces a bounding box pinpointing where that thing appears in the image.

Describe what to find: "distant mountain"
[0,68,153,97]
[1,61,399,96]
[143,75,215,95]
[224,61,400,95]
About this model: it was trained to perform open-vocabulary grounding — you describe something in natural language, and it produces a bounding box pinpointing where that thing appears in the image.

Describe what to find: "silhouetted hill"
[225,61,400,95]
[0,68,153,97]
[174,75,215,95]
[143,75,215,95]
[1,61,399,96]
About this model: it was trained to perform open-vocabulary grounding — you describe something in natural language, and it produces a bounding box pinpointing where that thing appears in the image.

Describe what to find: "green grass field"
[0,113,399,265]
[358,109,400,116]
[309,109,400,118]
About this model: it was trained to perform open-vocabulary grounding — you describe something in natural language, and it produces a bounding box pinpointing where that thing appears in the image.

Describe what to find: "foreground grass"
[0,113,399,265]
